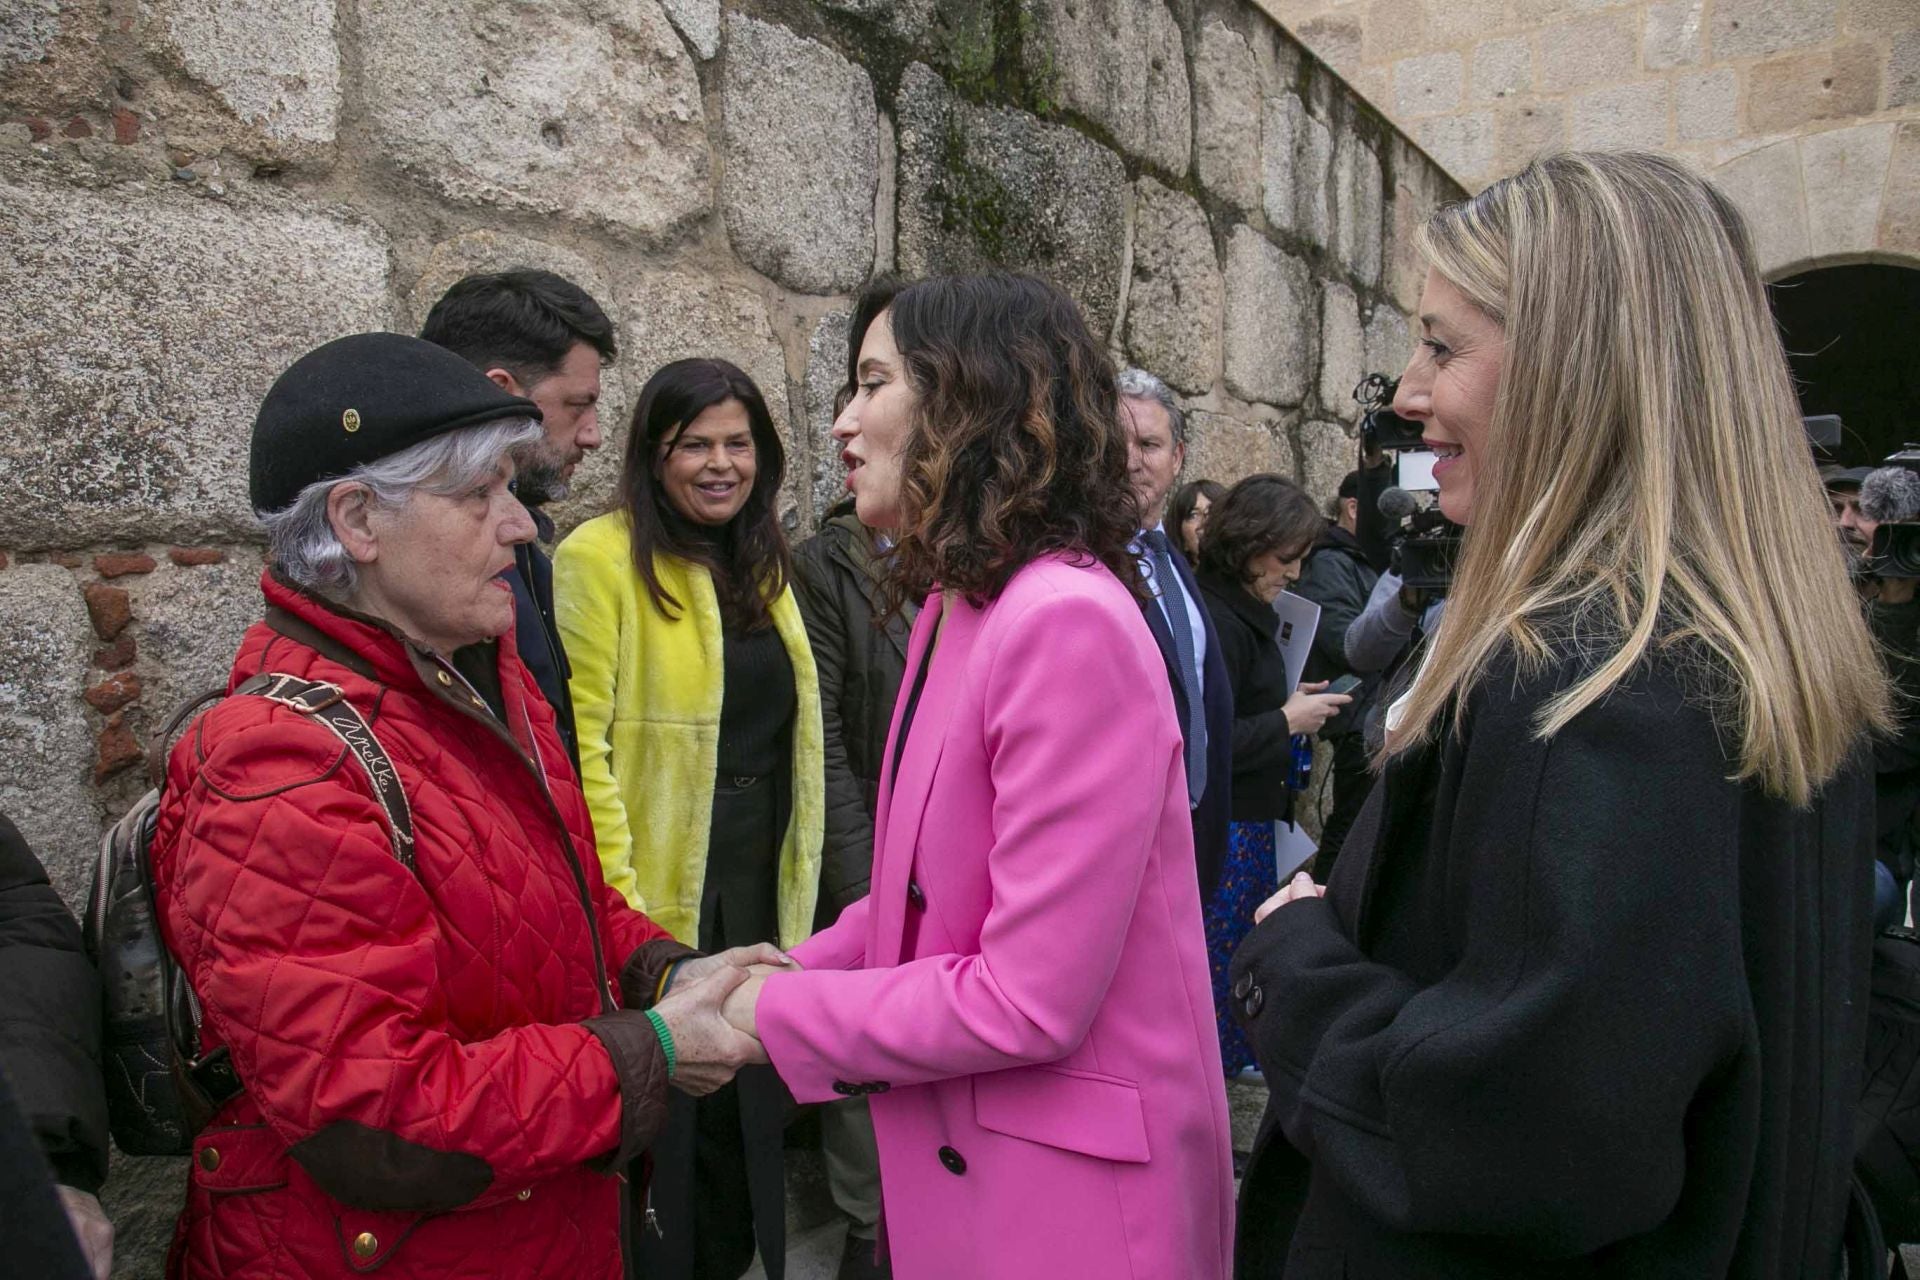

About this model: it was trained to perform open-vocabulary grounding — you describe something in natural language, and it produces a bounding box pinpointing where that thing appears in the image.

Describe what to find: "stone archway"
[1769,261,1920,467]
[1712,122,1920,281]
[1712,121,1920,280]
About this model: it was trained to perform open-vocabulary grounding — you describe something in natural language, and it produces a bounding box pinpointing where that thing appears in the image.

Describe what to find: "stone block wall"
[1253,0,1920,275]
[1,3,1457,1270]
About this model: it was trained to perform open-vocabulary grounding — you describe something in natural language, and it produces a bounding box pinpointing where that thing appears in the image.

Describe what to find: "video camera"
[1355,373,1461,591]
[1378,488,1460,591]
[1356,373,1424,453]
[1863,448,1920,579]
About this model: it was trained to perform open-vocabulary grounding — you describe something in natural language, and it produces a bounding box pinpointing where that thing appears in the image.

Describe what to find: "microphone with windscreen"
[1378,487,1418,522]
[1861,467,1920,526]
[1861,456,1920,579]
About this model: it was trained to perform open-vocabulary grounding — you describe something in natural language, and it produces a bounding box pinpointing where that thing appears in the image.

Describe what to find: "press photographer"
[1342,375,1457,752]
[1840,456,1920,900]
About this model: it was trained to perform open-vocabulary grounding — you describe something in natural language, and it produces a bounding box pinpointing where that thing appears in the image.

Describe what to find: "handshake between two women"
[647,942,796,1095]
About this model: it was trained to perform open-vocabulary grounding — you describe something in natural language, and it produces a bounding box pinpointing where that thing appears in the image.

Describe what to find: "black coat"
[509,503,578,769]
[1198,570,1296,824]
[0,1066,91,1280]
[1228,640,1875,1279]
[1868,595,1920,883]
[0,811,108,1195]
[1140,540,1237,897]
[791,511,915,920]
[1293,523,1379,740]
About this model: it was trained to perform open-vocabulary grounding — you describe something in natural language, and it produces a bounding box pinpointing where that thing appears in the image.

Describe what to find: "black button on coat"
[1229,637,1875,1279]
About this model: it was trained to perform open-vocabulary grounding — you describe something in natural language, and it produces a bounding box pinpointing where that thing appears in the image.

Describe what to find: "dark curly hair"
[616,357,789,631]
[885,273,1142,606]
[1198,474,1323,587]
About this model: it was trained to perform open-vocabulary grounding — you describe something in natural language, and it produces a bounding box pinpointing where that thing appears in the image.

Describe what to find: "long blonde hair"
[1391,151,1889,805]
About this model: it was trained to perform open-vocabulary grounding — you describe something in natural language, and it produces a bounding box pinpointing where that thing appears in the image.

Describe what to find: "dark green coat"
[792,510,917,921]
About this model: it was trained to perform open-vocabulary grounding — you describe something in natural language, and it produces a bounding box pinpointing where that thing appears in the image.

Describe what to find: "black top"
[1196,568,1296,822]
[717,622,796,779]
[1229,634,1875,1279]
[889,626,938,793]
[452,640,508,724]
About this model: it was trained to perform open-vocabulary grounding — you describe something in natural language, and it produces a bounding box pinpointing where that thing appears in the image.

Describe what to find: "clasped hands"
[648,943,798,1096]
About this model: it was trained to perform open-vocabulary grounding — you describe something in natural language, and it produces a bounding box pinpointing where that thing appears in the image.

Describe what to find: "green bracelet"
[643,1007,677,1078]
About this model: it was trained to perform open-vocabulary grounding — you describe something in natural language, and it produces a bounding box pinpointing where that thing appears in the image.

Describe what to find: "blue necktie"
[1144,529,1207,807]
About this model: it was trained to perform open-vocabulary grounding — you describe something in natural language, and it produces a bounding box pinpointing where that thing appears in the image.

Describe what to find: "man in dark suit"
[420,269,617,766]
[1118,367,1234,899]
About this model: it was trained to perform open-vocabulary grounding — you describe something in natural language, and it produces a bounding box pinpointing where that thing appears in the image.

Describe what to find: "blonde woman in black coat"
[1231,151,1889,1279]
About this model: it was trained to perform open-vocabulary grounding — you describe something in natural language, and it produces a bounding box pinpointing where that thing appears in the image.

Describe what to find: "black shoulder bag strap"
[232,671,416,869]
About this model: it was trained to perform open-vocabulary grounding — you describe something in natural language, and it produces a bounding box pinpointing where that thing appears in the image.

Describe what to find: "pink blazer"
[757,554,1234,1280]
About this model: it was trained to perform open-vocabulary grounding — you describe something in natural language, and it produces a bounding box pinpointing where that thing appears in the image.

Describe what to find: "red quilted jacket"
[152,573,689,1279]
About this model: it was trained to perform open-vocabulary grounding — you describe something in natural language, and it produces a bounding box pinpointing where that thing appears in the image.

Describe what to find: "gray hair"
[1116,367,1186,446]
[261,417,544,598]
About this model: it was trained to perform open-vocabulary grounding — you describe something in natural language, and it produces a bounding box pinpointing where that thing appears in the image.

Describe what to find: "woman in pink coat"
[723,273,1235,1278]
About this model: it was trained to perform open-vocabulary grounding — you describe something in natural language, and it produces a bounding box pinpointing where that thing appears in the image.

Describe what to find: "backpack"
[83,671,414,1157]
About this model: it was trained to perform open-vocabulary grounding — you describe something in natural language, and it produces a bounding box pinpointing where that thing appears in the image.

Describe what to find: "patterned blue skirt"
[1204,820,1280,1076]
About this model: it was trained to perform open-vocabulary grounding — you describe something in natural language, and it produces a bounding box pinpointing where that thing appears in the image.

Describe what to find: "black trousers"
[634,774,789,1280]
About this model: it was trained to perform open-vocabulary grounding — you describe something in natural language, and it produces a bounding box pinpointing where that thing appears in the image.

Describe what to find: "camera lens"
[1884,526,1920,578]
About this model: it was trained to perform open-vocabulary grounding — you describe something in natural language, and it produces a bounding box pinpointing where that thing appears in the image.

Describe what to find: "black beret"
[249,332,541,515]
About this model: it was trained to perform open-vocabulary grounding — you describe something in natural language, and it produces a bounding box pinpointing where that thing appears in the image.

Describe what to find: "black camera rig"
[1354,373,1460,591]
[1866,445,1920,579]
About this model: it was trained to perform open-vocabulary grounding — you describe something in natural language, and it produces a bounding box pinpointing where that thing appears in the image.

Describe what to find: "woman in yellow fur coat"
[554,356,824,1280]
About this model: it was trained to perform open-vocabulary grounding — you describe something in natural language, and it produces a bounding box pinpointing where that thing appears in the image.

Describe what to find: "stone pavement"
[744,1220,845,1280]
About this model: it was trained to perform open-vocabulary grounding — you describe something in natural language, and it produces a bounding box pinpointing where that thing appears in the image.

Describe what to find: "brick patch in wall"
[94,552,158,578]
[83,583,132,640]
[84,672,142,715]
[94,635,137,671]
[94,712,142,782]
[168,546,227,566]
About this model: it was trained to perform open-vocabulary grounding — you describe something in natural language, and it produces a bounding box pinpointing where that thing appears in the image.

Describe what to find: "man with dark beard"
[422,269,616,763]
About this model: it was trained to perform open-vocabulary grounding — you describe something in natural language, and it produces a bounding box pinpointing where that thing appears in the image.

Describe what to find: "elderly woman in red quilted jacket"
[150,334,778,1280]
